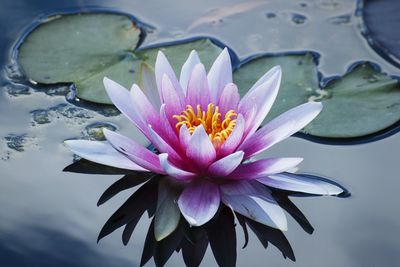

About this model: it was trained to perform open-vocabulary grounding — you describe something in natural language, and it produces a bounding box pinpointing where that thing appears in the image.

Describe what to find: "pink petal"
[208,151,244,177]
[239,102,323,158]
[159,104,180,146]
[130,84,162,133]
[217,114,245,158]
[103,77,146,134]
[138,62,161,109]
[239,66,281,137]
[64,140,147,171]
[161,74,185,128]
[103,129,164,173]
[186,64,211,111]
[186,125,216,168]
[178,180,220,226]
[229,157,303,180]
[217,83,240,116]
[148,125,182,163]
[180,50,201,94]
[156,51,185,102]
[220,180,287,230]
[257,172,344,195]
[159,153,197,181]
[179,124,191,149]
[208,48,232,102]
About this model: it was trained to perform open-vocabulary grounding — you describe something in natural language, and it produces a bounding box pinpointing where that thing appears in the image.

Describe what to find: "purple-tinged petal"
[130,84,161,129]
[258,172,344,195]
[218,114,245,158]
[178,180,220,226]
[179,124,191,149]
[208,48,232,102]
[156,51,185,102]
[217,83,240,116]
[221,181,287,230]
[239,102,323,159]
[159,154,197,181]
[239,66,281,137]
[180,50,201,94]
[186,125,216,168]
[103,77,146,134]
[64,140,147,171]
[208,151,244,177]
[162,74,186,128]
[138,62,161,109]
[249,65,282,92]
[159,104,180,145]
[186,64,211,110]
[103,129,164,173]
[229,157,303,180]
[148,125,182,162]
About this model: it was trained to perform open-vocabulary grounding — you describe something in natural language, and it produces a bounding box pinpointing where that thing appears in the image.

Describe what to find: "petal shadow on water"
[63,159,350,267]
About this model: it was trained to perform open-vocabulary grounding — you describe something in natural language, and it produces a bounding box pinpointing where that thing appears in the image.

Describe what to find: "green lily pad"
[234,53,319,123]
[304,63,400,138]
[235,55,400,138]
[18,13,141,104]
[18,13,223,104]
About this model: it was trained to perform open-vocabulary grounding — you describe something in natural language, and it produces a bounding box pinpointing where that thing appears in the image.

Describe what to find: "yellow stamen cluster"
[173,103,237,148]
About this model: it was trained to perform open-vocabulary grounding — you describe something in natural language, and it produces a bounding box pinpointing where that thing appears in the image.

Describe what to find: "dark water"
[1,0,400,266]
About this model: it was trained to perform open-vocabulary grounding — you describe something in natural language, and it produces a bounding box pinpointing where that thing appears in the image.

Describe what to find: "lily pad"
[304,63,400,138]
[234,55,400,138]
[18,13,141,104]
[18,13,224,104]
[234,53,319,123]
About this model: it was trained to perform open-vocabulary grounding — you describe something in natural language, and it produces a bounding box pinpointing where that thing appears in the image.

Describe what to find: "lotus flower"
[65,48,344,231]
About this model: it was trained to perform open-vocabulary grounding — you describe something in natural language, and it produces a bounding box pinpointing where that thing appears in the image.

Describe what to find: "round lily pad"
[18,13,141,104]
[234,55,400,139]
[304,63,400,138]
[234,53,319,123]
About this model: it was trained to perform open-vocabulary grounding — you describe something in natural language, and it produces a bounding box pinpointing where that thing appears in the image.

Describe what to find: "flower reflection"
[64,160,349,267]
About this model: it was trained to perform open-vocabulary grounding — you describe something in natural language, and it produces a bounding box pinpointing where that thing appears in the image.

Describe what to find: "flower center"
[173,103,237,148]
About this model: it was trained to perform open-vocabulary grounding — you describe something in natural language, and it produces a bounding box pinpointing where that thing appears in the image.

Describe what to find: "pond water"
[1,0,400,266]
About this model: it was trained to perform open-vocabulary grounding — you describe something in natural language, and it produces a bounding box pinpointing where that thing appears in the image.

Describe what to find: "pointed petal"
[221,181,287,231]
[156,51,185,102]
[218,114,245,158]
[239,66,281,137]
[162,74,185,128]
[186,125,216,168]
[180,50,201,94]
[160,104,180,145]
[179,124,191,149]
[148,125,182,162]
[159,154,197,181]
[208,151,244,177]
[208,48,232,102]
[218,83,240,116]
[178,180,220,226]
[130,84,161,130]
[138,62,161,109]
[154,180,181,241]
[229,157,303,180]
[239,102,323,158]
[258,172,344,195]
[103,77,146,133]
[186,64,211,110]
[103,129,164,173]
[64,140,147,171]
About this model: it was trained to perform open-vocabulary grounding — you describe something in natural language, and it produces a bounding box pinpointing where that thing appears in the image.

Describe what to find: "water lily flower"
[65,48,344,231]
